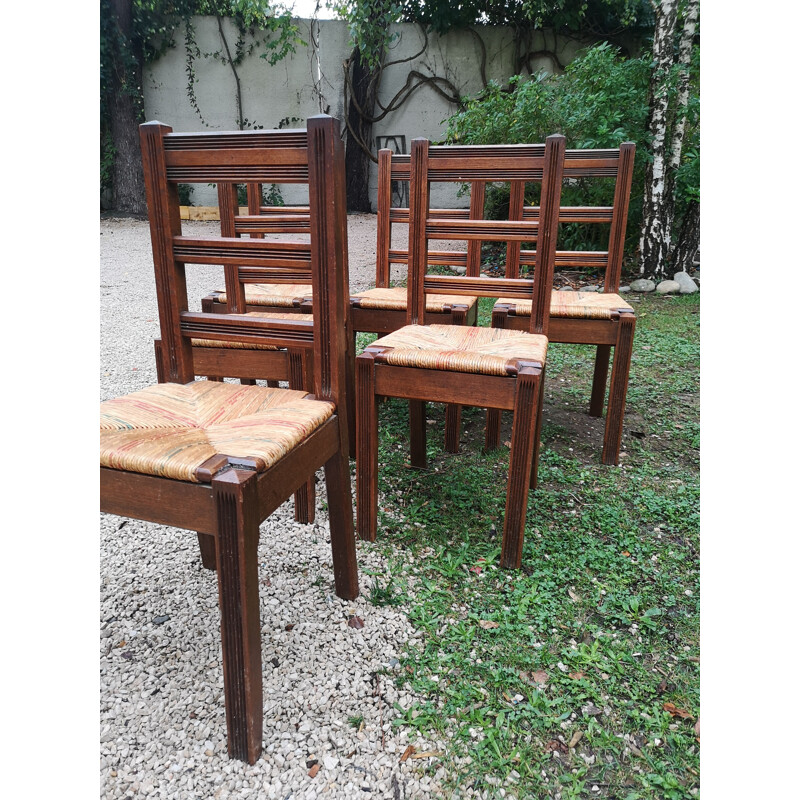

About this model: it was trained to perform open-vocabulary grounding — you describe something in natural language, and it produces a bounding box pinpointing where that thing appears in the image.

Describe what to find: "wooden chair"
[350,149,485,452]
[154,188,319,521]
[100,115,358,764]
[356,135,566,569]
[488,144,636,464]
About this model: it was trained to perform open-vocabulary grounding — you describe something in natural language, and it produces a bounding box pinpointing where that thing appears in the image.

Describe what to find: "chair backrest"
[375,150,487,288]
[386,144,634,293]
[497,143,635,291]
[139,115,350,413]
[406,136,566,336]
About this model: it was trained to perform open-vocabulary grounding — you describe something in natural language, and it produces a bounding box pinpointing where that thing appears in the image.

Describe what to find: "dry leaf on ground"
[347,616,365,629]
[663,702,693,719]
[399,745,416,763]
[478,620,500,629]
[568,730,583,748]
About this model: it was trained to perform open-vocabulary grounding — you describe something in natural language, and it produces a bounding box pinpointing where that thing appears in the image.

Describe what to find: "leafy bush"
[445,43,698,261]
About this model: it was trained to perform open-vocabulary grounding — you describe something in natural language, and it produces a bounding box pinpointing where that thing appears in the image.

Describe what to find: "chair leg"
[501,368,541,569]
[530,365,547,490]
[589,345,611,417]
[409,401,427,468]
[324,448,360,600]
[345,323,357,459]
[154,339,166,383]
[602,313,636,466]
[197,532,217,570]
[485,409,502,451]
[444,404,462,454]
[444,307,468,453]
[356,352,379,542]
[485,306,509,450]
[212,469,263,764]
[289,349,315,524]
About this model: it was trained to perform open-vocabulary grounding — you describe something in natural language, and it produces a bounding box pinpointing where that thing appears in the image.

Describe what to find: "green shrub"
[445,43,673,260]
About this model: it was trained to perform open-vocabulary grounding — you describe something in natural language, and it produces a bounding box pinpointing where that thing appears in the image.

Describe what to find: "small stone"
[618,285,631,293]
[673,271,698,294]
[630,279,655,292]
[577,285,599,292]
[450,266,467,275]
[558,286,574,292]
[656,280,680,295]
[153,615,170,625]
[323,755,338,770]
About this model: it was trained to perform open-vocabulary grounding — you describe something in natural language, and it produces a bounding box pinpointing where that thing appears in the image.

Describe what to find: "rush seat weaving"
[216,283,312,307]
[100,382,333,483]
[372,324,548,376]
[351,286,477,314]
[495,291,634,320]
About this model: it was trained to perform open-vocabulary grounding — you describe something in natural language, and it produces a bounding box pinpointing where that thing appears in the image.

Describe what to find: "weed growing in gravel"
[358,294,700,799]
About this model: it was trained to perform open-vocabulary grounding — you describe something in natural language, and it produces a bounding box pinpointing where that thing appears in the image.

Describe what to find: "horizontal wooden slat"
[180,311,315,348]
[428,145,546,159]
[374,363,518,408]
[172,236,311,268]
[234,215,311,234]
[523,206,614,223]
[426,219,538,242]
[165,147,307,168]
[390,207,470,223]
[517,250,609,268]
[101,467,217,534]
[388,249,469,266]
[166,165,309,183]
[257,205,310,214]
[164,130,307,149]
[423,274,534,299]
[237,268,313,282]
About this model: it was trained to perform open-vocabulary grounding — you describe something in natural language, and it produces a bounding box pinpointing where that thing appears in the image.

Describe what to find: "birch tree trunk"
[638,0,678,279]
[667,0,700,272]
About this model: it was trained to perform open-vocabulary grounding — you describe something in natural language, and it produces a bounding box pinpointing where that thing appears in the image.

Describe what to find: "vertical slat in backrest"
[139,118,347,405]
[505,181,526,279]
[306,115,351,417]
[375,149,393,288]
[604,142,635,291]
[140,121,194,382]
[407,137,566,337]
[217,182,247,313]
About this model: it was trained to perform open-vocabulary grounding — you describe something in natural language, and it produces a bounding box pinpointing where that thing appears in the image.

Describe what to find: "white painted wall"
[143,17,620,208]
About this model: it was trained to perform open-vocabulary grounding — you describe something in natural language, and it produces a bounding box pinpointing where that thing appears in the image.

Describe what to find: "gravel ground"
[100,214,449,799]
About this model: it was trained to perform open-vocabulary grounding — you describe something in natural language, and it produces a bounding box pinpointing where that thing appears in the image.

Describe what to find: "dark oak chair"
[155,189,319,522]
[350,149,485,453]
[100,115,358,764]
[488,144,637,464]
[356,135,566,569]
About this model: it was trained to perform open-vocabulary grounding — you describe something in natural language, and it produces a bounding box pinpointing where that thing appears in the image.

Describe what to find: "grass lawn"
[355,292,700,799]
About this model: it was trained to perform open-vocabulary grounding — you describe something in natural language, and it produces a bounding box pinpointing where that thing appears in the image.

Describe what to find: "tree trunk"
[671,199,699,274]
[638,0,678,280]
[109,0,147,215]
[344,48,380,212]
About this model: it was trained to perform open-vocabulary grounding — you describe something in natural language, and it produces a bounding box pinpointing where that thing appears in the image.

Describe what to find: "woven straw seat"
[216,283,313,307]
[372,324,547,376]
[495,291,634,320]
[351,286,477,313]
[190,312,303,350]
[100,382,333,483]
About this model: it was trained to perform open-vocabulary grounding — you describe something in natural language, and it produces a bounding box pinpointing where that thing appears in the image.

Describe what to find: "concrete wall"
[143,17,616,208]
